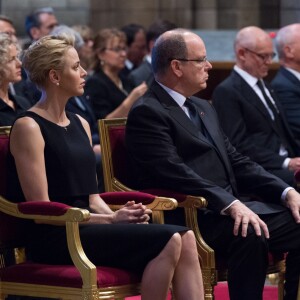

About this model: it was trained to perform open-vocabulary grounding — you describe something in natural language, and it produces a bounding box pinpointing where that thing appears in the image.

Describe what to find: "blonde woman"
[0,33,31,125]
[7,35,204,300]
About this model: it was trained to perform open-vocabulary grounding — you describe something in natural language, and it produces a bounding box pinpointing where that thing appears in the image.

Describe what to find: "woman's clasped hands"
[112,201,152,224]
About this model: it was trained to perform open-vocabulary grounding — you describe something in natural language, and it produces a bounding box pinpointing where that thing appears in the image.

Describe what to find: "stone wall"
[0,0,299,38]
[280,0,300,26]
[1,0,91,36]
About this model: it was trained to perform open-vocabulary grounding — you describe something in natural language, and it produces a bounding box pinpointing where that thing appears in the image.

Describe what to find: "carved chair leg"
[297,276,300,300]
[202,267,216,300]
[277,271,285,300]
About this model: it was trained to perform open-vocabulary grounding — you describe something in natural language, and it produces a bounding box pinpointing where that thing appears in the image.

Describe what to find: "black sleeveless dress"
[6,111,187,273]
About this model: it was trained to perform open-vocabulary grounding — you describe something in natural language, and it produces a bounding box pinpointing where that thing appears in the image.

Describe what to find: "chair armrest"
[142,188,207,209]
[0,196,90,223]
[0,195,97,288]
[100,191,178,211]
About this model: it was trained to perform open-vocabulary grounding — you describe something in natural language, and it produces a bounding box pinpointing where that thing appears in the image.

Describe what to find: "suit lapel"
[151,81,238,194]
[280,67,300,87]
[232,71,269,117]
[231,71,282,134]
[151,82,231,165]
[151,82,210,142]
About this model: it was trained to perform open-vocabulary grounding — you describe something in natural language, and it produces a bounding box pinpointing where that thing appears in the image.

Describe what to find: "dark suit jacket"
[66,96,99,145]
[126,81,288,215]
[271,67,300,143]
[84,70,133,120]
[0,93,32,126]
[128,60,154,87]
[212,70,299,172]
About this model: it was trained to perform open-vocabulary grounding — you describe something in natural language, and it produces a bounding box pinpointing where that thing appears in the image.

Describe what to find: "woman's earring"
[56,82,60,86]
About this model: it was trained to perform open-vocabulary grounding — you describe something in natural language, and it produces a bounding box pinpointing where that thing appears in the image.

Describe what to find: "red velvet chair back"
[0,128,28,262]
[108,125,133,187]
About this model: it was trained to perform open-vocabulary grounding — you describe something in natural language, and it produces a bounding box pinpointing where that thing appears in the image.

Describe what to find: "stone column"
[280,0,300,26]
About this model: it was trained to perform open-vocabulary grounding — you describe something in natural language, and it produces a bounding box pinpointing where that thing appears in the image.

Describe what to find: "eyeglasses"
[0,31,16,37]
[244,47,276,62]
[105,47,128,53]
[169,57,208,64]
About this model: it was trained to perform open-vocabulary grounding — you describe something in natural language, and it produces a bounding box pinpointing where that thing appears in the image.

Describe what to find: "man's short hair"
[152,29,187,76]
[25,7,54,38]
[120,23,145,46]
[0,14,14,26]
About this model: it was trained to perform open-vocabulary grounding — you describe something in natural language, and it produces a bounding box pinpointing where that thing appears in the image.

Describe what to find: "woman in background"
[7,34,204,300]
[0,33,31,126]
[84,28,147,119]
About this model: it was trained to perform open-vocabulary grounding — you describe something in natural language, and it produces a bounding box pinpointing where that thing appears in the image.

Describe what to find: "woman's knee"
[162,233,182,263]
[180,230,199,257]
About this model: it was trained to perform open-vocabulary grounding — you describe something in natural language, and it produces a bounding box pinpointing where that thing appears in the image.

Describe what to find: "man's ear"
[49,69,60,85]
[170,60,183,77]
[237,47,246,62]
[284,45,293,59]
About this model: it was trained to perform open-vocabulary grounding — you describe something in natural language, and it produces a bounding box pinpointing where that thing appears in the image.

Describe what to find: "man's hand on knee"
[227,201,270,238]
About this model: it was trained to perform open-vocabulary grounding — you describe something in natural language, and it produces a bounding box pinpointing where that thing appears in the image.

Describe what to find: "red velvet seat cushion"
[0,263,140,288]
[18,201,71,216]
[142,189,189,203]
[100,191,155,205]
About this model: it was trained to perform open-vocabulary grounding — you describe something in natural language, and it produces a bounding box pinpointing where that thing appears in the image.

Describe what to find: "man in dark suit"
[212,26,300,187]
[272,23,300,144]
[125,28,300,300]
[119,23,147,80]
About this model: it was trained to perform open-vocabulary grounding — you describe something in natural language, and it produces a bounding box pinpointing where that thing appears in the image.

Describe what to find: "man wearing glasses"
[126,28,300,300]
[212,26,300,187]
[0,15,17,42]
[272,24,300,145]
[25,7,58,45]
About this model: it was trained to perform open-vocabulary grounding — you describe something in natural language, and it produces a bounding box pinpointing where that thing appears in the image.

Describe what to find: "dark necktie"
[184,99,216,145]
[256,80,279,117]
[184,99,203,131]
[256,80,294,156]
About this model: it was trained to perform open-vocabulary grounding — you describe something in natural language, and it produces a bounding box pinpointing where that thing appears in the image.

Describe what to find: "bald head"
[235,26,272,53]
[275,23,300,60]
[234,26,274,79]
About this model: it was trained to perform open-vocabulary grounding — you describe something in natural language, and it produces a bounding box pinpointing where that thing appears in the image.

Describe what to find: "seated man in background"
[0,14,17,41]
[128,19,177,87]
[24,6,58,46]
[125,28,300,300]
[119,23,147,80]
[272,23,300,144]
[212,26,300,186]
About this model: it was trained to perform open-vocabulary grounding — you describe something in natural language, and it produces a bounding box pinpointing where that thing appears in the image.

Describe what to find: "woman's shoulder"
[10,114,43,152]
[11,114,41,136]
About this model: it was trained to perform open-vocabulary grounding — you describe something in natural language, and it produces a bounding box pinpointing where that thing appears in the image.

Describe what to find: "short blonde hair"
[22,34,74,89]
[0,33,19,84]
